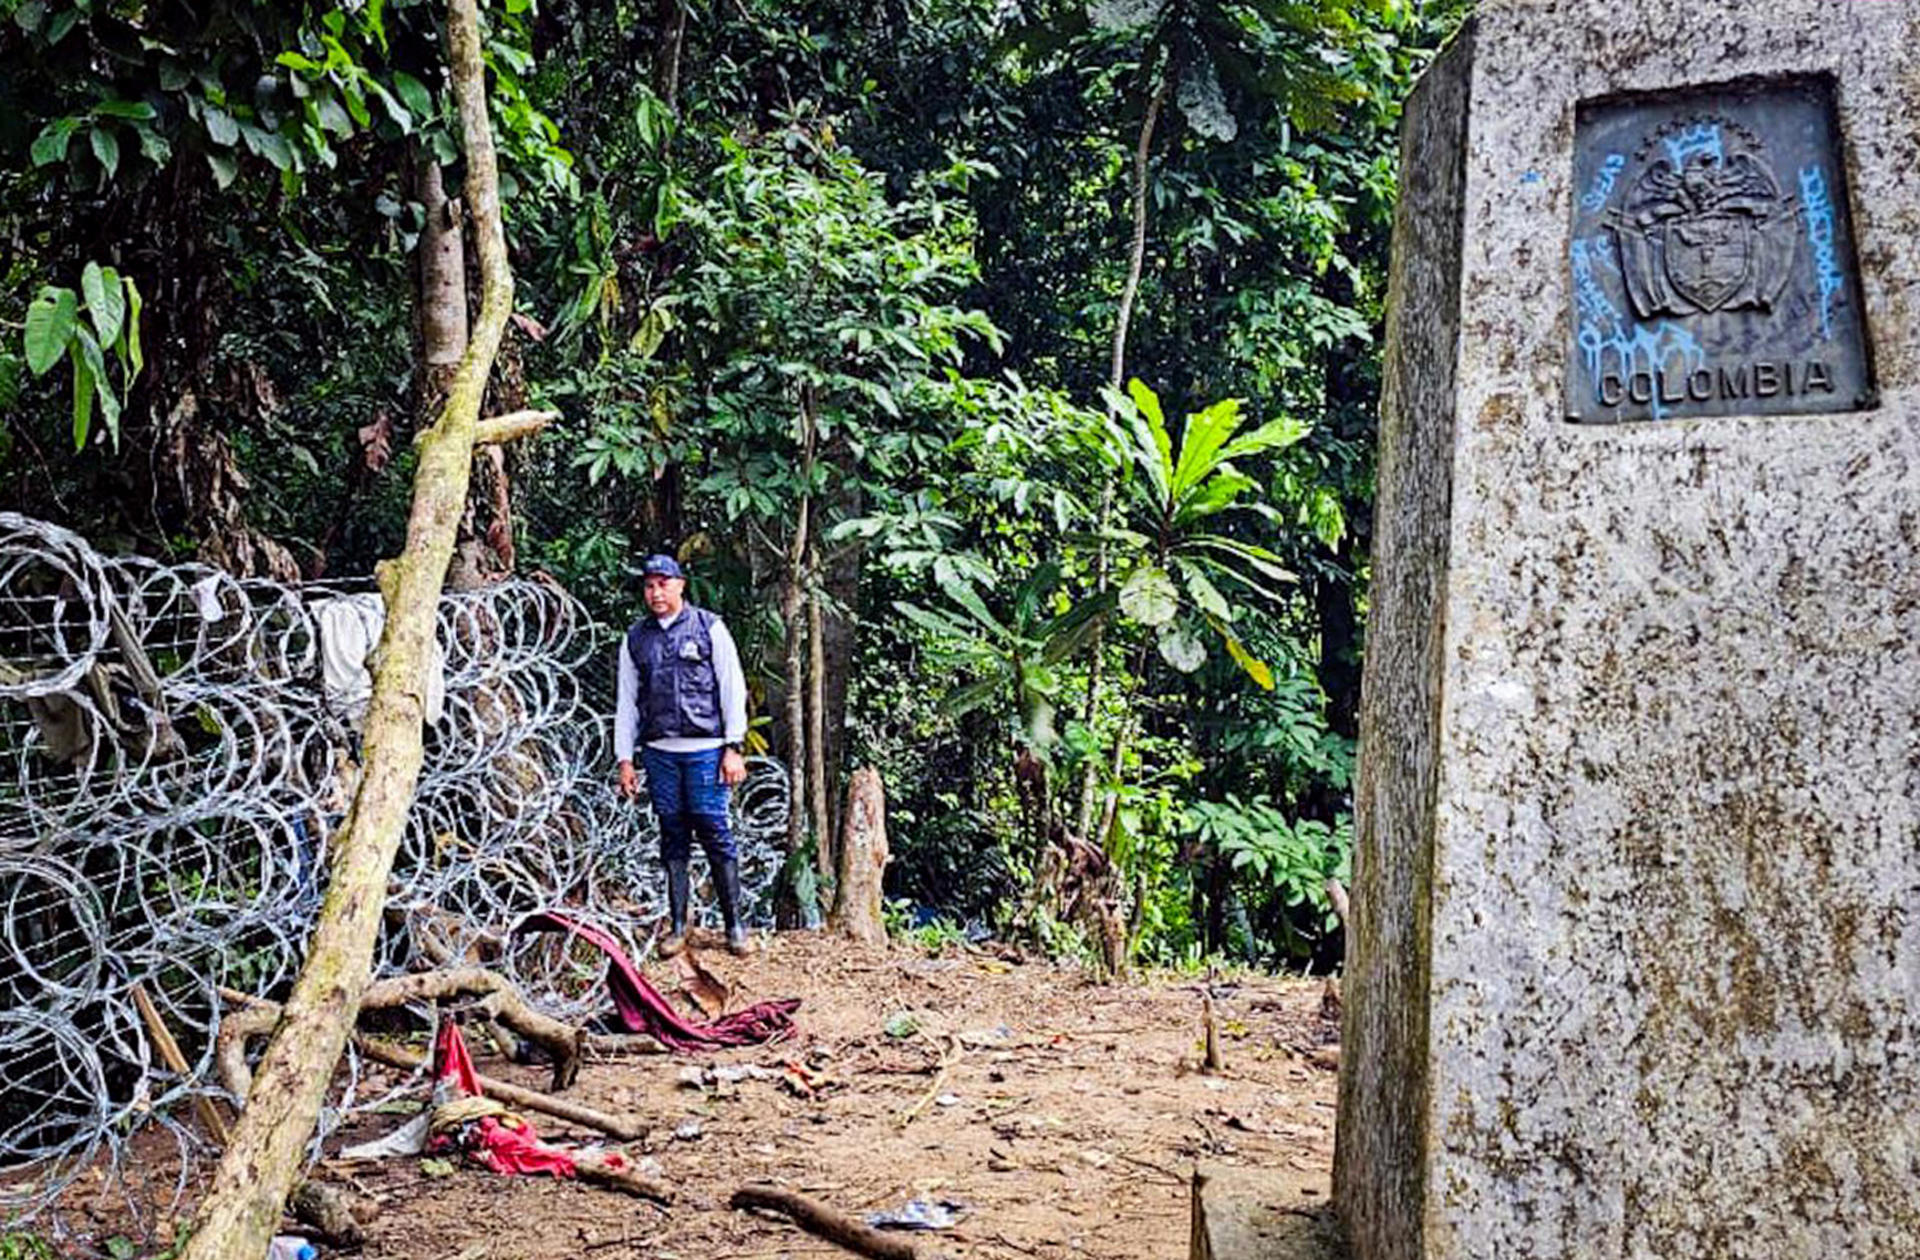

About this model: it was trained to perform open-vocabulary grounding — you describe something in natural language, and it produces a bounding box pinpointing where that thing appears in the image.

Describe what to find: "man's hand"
[720,748,747,786]
[618,760,639,800]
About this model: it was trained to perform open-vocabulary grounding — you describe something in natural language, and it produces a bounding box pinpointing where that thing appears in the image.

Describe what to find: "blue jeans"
[639,745,735,864]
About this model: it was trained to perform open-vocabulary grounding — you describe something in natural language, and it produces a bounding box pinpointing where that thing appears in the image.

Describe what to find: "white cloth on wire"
[313,592,446,730]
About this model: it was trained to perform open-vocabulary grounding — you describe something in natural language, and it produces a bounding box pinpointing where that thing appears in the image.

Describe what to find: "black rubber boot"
[714,856,753,956]
[660,858,690,956]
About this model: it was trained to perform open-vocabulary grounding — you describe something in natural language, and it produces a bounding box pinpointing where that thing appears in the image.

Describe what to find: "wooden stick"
[351,1036,648,1142]
[1201,993,1224,1074]
[130,983,234,1146]
[471,409,558,447]
[573,1150,674,1206]
[729,1184,917,1260]
[895,1036,962,1129]
[584,1033,669,1057]
[1325,878,1350,930]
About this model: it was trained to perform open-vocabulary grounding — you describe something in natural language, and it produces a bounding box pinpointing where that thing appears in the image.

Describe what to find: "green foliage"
[0,0,1470,971]
[0,1231,54,1260]
[1189,796,1350,933]
[1099,379,1312,687]
[22,263,144,450]
[883,899,971,953]
[5,0,568,199]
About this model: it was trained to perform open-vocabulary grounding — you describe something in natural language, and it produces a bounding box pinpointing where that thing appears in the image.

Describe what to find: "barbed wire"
[0,513,790,1229]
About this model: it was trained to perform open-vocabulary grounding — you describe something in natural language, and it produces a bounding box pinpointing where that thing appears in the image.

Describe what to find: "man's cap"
[641,554,685,580]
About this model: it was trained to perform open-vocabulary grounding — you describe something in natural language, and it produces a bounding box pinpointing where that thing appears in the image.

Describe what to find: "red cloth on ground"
[464,1115,580,1178]
[432,1019,482,1096]
[429,1022,626,1180]
[515,910,800,1051]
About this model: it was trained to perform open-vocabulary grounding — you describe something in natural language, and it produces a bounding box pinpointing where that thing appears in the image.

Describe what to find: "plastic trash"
[268,1236,316,1260]
[866,1199,969,1231]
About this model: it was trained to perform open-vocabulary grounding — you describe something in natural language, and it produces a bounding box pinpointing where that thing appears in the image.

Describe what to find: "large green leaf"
[1169,397,1243,498]
[1172,469,1257,526]
[1158,625,1207,673]
[1217,414,1310,462]
[1195,537,1297,588]
[941,675,1006,718]
[935,569,1006,638]
[88,126,120,179]
[82,263,125,348]
[1038,589,1116,666]
[1210,618,1275,691]
[70,345,93,450]
[1175,560,1233,622]
[71,324,118,451]
[123,277,143,376]
[1122,379,1172,505]
[390,71,434,123]
[206,149,239,189]
[203,104,240,148]
[1118,564,1179,626]
[25,287,78,376]
[91,100,155,120]
[893,599,973,641]
[30,117,78,167]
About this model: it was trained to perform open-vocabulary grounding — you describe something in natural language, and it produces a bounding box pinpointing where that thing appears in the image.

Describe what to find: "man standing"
[615,555,753,955]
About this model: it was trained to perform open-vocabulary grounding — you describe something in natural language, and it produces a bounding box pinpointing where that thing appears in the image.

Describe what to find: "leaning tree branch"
[472,409,560,447]
[181,4,523,1257]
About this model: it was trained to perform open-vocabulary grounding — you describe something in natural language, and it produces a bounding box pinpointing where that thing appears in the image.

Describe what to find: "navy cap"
[641,554,685,580]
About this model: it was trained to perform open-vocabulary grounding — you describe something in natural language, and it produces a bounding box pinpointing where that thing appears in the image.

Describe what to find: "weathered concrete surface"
[1338,3,1920,1258]
[1331,23,1471,1260]
[1190,1165,1344,1260]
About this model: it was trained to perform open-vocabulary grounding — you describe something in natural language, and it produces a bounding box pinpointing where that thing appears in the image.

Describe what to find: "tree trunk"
[828,768,889,947]
[782,498,811,871]
[651,0,689,113]
[415,154,468,425]
[806,548,832,877]
[820,493,861,830]
[1072,72,1171,847]
[181,5,514,1256]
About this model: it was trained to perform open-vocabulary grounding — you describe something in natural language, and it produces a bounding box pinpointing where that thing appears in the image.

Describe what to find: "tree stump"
[828,767,888,946]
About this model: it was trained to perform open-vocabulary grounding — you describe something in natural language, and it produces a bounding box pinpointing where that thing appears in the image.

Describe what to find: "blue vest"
[626,606,723,741]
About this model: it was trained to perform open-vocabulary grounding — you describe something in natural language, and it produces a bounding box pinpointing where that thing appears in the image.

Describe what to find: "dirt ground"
[308,931,1342,1260]
[29,931,1341,1259]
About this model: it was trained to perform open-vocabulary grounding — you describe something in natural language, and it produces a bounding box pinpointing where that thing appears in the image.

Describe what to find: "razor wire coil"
[0,513,789,1227]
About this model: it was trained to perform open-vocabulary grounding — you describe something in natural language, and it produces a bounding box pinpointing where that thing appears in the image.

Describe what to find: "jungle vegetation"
[0,0,1470,973]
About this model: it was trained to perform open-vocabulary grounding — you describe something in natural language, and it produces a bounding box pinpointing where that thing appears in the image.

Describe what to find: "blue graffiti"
[1580,153,1626,212]
[1572,236,1707,419]
[1662,123,1724,169]
[1799,165,1843,340]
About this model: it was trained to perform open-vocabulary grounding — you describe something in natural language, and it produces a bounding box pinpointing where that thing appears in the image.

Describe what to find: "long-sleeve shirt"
[614,608,748,762]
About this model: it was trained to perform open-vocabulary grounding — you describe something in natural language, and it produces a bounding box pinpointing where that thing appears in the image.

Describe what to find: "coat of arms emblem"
[1608,117,1798,318]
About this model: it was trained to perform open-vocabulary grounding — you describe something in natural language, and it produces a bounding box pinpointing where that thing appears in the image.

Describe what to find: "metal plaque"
[1566,75,1874,423]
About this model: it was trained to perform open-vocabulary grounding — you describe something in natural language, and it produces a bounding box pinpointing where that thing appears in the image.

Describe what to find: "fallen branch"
[729,1184,916,1260]
[584,1032,669,1057]
[364,966,583,1089]
[353,1037,647,1142]
[215,968,584,1096]
[573,1150,674,1206]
